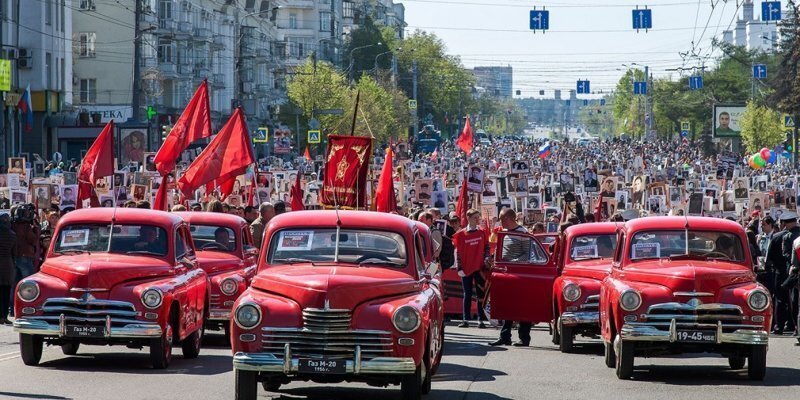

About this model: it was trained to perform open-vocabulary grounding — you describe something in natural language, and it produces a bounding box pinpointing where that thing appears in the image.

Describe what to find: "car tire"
[261,382,280,392]
[604,341,615,368]
[430,323,444,376]
[182,321,203,359]
[748,345,767,381]
[400,364,424,400]
[224,324,232,345]
[558,318,574,353]
[61,341,80,356]
[615,339,634,379]
[728,356,746,370]
[150,323,173,369]
[235,369,258,400]
[20,334,43,366]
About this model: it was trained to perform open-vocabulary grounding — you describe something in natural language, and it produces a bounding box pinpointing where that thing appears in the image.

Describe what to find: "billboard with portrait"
[713,105,745,138]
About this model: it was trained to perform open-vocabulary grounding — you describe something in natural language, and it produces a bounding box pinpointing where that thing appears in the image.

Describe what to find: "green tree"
[286,58,350,148]
[740,101,784,152]
[579,98,614,138]
[769,0,800,116]
[339,76,409,143]
[612,69,646,138]
[342,17,391,82]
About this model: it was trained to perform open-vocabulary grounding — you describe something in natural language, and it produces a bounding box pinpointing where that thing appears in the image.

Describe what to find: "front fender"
[553,276,602,315]
[230,289,302,354]
[13,272,69,316]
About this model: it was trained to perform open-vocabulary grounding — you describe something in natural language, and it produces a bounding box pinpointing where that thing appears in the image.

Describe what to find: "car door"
[535,233,561,266]
[489,231,558,323]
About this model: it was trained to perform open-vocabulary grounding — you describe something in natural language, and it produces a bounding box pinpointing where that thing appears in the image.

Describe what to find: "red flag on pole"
[455,173,469,228]
[177,107,255,198]
[303,147,312,161]
[375,146,396,213]
[153,80,212,210]
[290,171,305,211]
[455,117,474,156]
[77,120,116,208]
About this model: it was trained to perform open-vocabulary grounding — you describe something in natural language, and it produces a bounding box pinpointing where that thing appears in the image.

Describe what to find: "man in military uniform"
[772,212,800,334]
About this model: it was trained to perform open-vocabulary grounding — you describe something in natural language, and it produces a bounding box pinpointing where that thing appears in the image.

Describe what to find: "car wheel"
[558,318,574,353]
[61,341,80,356]
[235,369,258,400]
[604,340,615,368]
[20,334,43,366]
[224,323,232,344]
[430,323,444,375]
[748,345,767,380]
[615,338,634,380]
[261,382,280,392]
[400,364,424,400]
[182,320,203,359]
[150,323,173,369]
[728,356,746,370]
[422,340,433,395]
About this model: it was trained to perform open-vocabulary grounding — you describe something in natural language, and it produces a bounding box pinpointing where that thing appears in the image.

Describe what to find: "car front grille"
[39,297,140,327]
[210,294,221,308]
[302,308,352,331]
[261,327,394,360]
[638,302,762,332]
[580,295,600,311]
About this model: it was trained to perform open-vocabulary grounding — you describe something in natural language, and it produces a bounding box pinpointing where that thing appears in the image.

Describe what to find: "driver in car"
[132,226,166,254]
[597,235,614,258]
[214,227,233,251]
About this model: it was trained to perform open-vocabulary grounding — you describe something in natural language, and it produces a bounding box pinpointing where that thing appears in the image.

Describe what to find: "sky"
[398,0,769,98]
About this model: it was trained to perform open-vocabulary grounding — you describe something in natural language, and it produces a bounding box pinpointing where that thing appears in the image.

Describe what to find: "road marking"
[0,351,20,362]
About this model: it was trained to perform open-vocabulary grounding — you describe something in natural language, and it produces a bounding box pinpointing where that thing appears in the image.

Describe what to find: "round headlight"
[220,278,238,296]
[392,306,421,333]
[563,283,582,303]
[141,288,163,309]
[619,290,642,312]
[234,303,261,330]
[748,290,770,312]
[17,280,39,302]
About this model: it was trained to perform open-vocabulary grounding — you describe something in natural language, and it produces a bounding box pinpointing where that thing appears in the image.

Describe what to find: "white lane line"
[0,352,20,362]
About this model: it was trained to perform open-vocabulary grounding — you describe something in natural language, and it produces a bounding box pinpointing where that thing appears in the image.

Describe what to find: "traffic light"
[162,125,172,141]
[785,130,793,152]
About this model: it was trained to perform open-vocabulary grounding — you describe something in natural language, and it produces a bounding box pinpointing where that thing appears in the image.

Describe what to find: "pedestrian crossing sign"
[308,130,321,144]
[408,100,417,109]
[681,121,690,131]
[253,127,268,143]
[785,115,795,128]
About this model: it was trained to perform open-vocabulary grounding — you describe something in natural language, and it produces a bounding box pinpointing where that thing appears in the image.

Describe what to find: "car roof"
[267,210,417,234]
[564,222,619,239]
[173,211,248,229]
[58,208,183,228]
[624,216,744,234]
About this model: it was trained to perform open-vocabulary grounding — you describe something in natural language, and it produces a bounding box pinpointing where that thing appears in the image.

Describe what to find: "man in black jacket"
[774,212,800,334]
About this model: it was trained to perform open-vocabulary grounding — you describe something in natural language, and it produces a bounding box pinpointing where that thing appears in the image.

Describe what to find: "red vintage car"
[551,223,617,352]
[13,208,208,369]
[231,211,444,400]
[599,217,771,380]
[175,212,258,338]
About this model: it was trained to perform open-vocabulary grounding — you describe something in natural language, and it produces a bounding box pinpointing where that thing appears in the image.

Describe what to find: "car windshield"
[53,224,168,257]
[268,229,407,267]
[570,234,617,261]
[629,230,744,262]
[189,224,236,253]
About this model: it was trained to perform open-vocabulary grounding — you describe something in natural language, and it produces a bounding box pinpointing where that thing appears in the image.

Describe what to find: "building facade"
[472,66,513,99]
[342,0,405,39]
[274,0,343,69]
[720,0,780,52]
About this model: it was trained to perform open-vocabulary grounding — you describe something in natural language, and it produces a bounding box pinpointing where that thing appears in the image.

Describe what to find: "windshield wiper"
[359,260,406,268]
[574,256,602,261]
[669,254,708,261]
[272,258,315,265]
[56,249,90,255]
[126,250,164,257]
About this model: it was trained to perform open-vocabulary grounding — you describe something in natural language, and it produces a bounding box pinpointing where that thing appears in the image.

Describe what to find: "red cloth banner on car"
[320,135,372,209]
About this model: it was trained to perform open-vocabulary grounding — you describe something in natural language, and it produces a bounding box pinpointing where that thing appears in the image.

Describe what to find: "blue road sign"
[753,64,767,79]
[681,130,689,137]
[762,1,781,21]
[583,99,589,106]
[632,9,652,30]
[529,10,550,30]
[576,80,590,94]
[689,75,703,90]
[633,81,647,95]
[600,99,606,106]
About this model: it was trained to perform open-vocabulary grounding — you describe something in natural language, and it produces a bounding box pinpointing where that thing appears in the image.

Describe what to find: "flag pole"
[349,90,360,136]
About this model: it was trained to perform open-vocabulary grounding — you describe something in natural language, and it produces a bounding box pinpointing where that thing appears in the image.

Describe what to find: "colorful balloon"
[748,156,758,169]
[760,148,771,160]
[753,154,767,167]
[768,151,777,163]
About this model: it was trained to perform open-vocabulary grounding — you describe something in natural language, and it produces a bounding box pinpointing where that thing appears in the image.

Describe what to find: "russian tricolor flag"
[538,142,551,158]
[18,84,32,132]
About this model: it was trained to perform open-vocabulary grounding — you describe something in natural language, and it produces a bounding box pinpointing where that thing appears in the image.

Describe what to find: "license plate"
[65,325,105,338]
[676,330,716,343]
[298,358,346,374]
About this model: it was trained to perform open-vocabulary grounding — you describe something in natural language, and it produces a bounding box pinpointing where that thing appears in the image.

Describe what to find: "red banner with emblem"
[321,135,373,209]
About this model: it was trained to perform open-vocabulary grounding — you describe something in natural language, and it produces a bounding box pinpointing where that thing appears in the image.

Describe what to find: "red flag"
[303,147,312,161]
[455,173,469,228]
[290,171,305,211]
[77,120,115,208]
[594,194,604,222]
[375,146,396,213]
[456,117,474,155]
[320,135,372,208]
[177,107,255,198]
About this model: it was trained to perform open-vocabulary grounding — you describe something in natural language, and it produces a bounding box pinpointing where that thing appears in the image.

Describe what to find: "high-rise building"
[343,0,406,39]
[274,0,344,69]
[720,0,780,52]
[472,66,513,99]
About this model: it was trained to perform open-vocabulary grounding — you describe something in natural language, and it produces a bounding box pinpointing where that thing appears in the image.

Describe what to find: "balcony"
[211,35,226,50]
[255,47,271,60]
[256,84,271,93]
[286,0,315,9]
[211,73,225,88]
[159,61,178,78]
[193,28,212,42]
[278,27,315,36]
[194,66,211,79]
[178,64,193,75]
[140,13,158,30]
[158,19,176,34]
[176,21,192,38]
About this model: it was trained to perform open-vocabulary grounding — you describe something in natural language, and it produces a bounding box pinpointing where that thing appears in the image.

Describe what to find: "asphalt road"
[1,322,800,400]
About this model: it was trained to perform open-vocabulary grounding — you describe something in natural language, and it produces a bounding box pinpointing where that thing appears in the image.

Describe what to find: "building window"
[60,58,65,91]
[320,11,331,31]
[46,53,52,88]
[61,0,66,32]
[79,32,96,57]
[288,13,297,29]
[79,0,95,10]
[158,0,173,20]
[80,79,97,104]
[343,1,354,19]
[158,39,174,63]
[45,0,53,24]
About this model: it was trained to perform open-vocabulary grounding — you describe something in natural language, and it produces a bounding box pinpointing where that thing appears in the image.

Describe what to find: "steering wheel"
[201,242,228,250]
[356,253,392,263]
[703,251,730,259]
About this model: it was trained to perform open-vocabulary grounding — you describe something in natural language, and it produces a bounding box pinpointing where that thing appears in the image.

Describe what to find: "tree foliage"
[740,101,784,153]
[769,0,800,116]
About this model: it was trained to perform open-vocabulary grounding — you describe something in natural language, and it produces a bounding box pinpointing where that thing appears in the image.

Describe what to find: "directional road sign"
[632,8,652,30]
[633,81,647,95]
[785,115,795,128]
[762,1,782,21]
[308,118,320,130]
[529,10,550,31]
[689,75,703,90]
[600,99,606,106]
[308,130,321,144]
[753,64,767,79]
[576,80,590,94]
[583,100,589,106]
[253,127,268,143]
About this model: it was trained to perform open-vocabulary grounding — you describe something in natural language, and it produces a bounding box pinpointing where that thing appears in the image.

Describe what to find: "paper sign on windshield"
[572,245,598,259]
[61,229,90,247]
[277,231,314,251]
[631,242,660,259]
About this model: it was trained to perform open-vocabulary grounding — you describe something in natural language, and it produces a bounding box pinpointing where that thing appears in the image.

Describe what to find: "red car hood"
[562,258,612,281]
[196,250,243,275]
[42,254,173,298]
[252,265,420,309]
[621,260,754,293]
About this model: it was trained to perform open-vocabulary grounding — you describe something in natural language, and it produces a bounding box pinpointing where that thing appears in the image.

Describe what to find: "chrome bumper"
[208,309,231,321]
[620,321,769,345]
[560,311,599,327]
[233,344,416,375]
[13,317,162,339]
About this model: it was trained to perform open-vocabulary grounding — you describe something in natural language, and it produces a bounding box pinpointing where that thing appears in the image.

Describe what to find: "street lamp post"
[348,42,381,83]
[373,49,397,78]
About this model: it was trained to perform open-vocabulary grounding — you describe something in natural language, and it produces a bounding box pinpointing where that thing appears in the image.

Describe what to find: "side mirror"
[179,256,194,269]
[424,261,439,278]
[243,245,258,258]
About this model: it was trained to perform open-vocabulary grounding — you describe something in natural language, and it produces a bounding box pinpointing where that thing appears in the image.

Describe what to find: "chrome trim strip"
[208,309,231,321]
[232,352,417,374]
[620,324,769,345]
[262,327,392,335]
[13,318,162,338]
[673,292,714,297]
[44,298,135,308]
[647,303,742,313]
[283,344,291,374]
[354,346,362,375]
[559,311,599,326]
[69,288,110,293]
